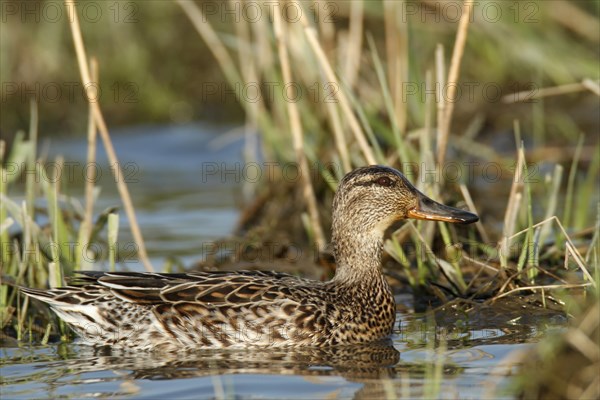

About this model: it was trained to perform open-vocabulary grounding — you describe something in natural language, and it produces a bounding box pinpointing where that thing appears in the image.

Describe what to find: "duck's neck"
[331,229,385,285]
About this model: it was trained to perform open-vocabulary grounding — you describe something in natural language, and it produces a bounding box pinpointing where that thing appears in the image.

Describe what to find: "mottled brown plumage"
[22,166,478,351]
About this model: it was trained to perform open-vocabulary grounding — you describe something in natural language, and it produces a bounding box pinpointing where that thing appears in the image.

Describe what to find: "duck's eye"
[375,176,393,187]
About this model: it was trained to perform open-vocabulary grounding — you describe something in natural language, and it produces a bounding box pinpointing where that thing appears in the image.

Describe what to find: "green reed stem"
[25,100,38,219]
[563,135,584,230]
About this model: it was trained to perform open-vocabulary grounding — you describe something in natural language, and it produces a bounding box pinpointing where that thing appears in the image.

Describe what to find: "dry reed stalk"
[423,69,434,153]
[517,145,597,163]
[396,1,409,134]
[546,1,600,43]
[64,0,154,272]
[463,255,500,286]
[342,0,363,90]
[492,283,593,301]
[314,0,335,60]
[81,58,98,250]
[437,0,474,167]
[299,13,376,165]
[502,79,600,103]
[582,78,600,95]
[435,43,446,149]
[325,11,352,171]
[383,0,406,132]
[383,0,397,91]
[566,242,595,284]
[325,100,351,173]
[0,141,6,265]
[272,3,325,251]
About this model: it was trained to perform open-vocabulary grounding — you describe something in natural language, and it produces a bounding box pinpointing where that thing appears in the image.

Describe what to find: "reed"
[272,1,325,250]
[64,0,154,272]
[0,2,158,339]
[75,58,99,269]
[437,0,474,168]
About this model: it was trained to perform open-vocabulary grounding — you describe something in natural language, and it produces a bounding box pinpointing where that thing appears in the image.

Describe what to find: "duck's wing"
[84,271,327,347]
[76,270,315,305]
[23,271,329,347]
[21,270,308,307]
[92,271,329,347]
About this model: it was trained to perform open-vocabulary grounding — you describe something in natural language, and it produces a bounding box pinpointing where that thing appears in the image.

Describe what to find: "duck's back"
[22,271,340,350]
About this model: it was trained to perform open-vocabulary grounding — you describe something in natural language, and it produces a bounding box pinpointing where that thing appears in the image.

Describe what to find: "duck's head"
[332,165,479,243]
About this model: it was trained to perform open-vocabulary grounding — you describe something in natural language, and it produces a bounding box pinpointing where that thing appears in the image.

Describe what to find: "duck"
[22,165,478,351]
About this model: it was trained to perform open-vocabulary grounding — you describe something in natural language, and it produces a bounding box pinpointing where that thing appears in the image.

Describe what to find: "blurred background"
[2,0,598,142]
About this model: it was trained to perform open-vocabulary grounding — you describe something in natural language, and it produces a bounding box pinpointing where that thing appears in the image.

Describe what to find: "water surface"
[3,313,545,399]
[44,123,245,267]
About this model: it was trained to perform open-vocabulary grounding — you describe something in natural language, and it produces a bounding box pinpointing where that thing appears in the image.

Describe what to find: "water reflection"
[13,341,397,378]
[2,342,401,399]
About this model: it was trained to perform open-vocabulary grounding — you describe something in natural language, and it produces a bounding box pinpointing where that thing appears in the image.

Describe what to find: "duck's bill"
[407,191,479,224]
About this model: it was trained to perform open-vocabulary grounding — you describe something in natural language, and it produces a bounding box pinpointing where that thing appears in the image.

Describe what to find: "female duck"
[23,166,478,351]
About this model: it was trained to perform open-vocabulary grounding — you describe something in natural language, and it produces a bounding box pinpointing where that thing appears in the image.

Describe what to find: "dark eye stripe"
[351,176,396,188]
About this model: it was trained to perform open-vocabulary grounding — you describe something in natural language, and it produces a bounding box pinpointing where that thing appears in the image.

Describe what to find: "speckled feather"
[22,166,477,351]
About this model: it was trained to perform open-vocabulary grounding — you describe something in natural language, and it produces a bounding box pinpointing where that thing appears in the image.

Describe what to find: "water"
[43,122,246,267]
[2,124,556,399]
[2,315,540,399]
